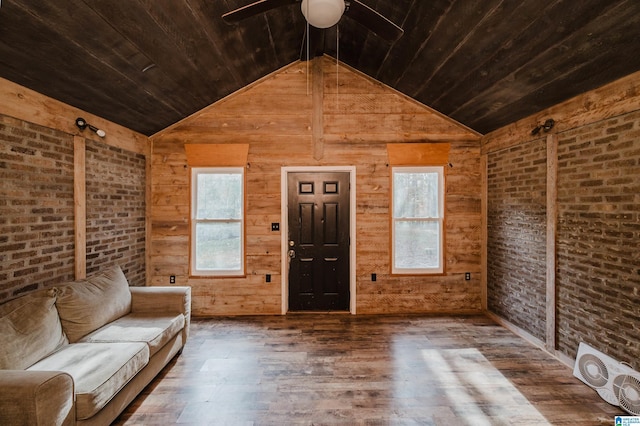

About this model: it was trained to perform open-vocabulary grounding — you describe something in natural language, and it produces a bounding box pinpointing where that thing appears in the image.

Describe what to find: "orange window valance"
[184,144,249,167]
[386,143,450,166]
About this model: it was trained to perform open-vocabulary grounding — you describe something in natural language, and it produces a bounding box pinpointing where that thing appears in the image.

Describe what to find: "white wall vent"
[573,342,640,415]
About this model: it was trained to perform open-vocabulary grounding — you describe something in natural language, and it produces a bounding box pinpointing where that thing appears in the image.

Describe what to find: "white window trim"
[391,166,445,275]
[190,167,245,277]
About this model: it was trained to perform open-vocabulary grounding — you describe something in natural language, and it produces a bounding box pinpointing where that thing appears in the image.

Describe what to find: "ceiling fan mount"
[222,0,404,60]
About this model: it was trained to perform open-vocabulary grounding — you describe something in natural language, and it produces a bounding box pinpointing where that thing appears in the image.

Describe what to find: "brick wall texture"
[0,115,75,301]
[85,140,146,286]
[1,114,147,303]
[487,139,547,340]
[487,109,640,369]
[556,110,640,368]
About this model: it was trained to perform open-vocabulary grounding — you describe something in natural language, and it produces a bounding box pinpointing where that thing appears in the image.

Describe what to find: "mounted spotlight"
[75,117,106,138]
[531,118,555,136]
[542,118,555,132]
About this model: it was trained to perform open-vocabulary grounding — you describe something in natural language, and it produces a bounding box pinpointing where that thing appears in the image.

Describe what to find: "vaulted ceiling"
[0,0,639,136]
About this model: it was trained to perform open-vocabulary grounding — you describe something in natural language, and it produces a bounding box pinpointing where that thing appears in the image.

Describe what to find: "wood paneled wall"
[150,58,482,316]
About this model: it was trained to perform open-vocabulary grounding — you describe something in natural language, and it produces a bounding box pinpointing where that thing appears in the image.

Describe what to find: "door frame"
[280,166,357,315]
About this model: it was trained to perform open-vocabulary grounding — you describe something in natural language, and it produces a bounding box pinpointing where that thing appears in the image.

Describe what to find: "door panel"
[288,172,350,311]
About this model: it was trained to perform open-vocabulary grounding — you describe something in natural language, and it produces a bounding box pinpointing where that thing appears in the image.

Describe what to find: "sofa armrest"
[0,370,75,426]
[130,286,191,340]
[130,286,191,315]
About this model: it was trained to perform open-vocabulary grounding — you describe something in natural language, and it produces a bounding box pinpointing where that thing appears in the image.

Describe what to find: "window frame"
[390,165,446,275]
[190,166,246,277]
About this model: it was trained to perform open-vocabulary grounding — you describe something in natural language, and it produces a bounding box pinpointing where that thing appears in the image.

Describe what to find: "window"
[391,166,445,274]
[191,167,244,276]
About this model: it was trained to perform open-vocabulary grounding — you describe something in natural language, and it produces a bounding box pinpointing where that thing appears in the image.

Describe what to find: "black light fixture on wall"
[531,118,555,136]
[75,117,106,138]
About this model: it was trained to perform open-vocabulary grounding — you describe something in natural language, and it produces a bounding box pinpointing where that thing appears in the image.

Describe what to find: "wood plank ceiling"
[0,0,639,136]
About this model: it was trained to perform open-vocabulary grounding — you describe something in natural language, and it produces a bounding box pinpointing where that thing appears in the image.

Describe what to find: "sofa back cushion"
[0,288,68,369]
[56,265,132,342]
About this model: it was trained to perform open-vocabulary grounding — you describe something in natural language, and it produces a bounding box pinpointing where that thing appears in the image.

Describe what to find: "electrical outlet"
[371,273,377,282]
[170,275,176,284]
[271,223,279,231]
[465,272,471,281]
[266,274,271,283]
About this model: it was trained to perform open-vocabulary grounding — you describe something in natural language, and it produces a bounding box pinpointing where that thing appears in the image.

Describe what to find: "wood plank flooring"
[114,315,621,425]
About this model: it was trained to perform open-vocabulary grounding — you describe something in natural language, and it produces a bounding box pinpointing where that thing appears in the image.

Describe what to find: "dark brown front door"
[287,172,350,311]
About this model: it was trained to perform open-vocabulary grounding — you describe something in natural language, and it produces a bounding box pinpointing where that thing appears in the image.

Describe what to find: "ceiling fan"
[222,0,404,60]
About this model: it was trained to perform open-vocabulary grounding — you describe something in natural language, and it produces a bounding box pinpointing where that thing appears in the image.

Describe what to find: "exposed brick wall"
[485,108,640,369]
[487,139,547,340]
[556,110,640,369]
[0,114,75,302]
[86,140,146,286]
[1,114,147,304]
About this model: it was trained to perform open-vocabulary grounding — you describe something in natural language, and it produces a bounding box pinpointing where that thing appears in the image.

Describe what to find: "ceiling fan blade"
[299,25,326,61]
[345,0,404,41]
[222,0,298,23]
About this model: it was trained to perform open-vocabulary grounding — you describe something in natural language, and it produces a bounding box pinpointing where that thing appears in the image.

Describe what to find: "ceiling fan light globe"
[301,0,345,28]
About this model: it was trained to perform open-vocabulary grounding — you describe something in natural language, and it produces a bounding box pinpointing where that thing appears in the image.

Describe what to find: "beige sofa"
[0,265,191,426]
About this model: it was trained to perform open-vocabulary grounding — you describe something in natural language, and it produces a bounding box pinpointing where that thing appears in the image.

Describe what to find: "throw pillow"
[0,288,68,369]
[56,265,132,342]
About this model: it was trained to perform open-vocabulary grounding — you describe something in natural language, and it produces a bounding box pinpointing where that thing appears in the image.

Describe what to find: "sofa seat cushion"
[0,288,68,370]
[79,313,185,357]
[27,342,149,420]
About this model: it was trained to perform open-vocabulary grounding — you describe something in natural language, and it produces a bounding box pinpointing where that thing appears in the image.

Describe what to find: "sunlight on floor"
[419,348,551,425]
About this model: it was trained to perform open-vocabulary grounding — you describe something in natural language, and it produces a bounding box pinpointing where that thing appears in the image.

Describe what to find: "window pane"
[394,220,440,269]
[195,222,242,271]
[393,172,439,218]
[196,173,242,219]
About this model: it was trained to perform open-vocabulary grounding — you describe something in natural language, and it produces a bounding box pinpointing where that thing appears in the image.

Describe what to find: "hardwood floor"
[114,315,621,425]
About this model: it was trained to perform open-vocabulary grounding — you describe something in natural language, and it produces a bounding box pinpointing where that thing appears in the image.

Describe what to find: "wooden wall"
[150,57,482,316]
[0,77,149,302]
[481,71,640,368]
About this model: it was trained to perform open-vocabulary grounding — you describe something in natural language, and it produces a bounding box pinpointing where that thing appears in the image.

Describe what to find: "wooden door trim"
[281,166,357,315]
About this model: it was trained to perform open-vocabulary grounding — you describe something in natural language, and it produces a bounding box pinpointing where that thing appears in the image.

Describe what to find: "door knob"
[288,249,296,259]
